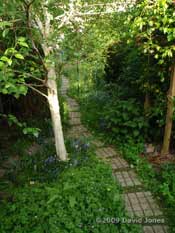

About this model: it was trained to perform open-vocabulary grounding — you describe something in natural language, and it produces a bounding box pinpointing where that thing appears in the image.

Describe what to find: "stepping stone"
[123,192,163,218]
[110,157,130,170]
[96,147,117,159]
[62,82,69,86]
[67,125,91,138]
[68,110,81,126]
[60,91,67,96]
[61,88,67,91]
[69,112,81,118]
[143,225,168,233]
[69,106,79,112]
[69,117,81,126]
[114,171,142,188]
[83,132,92,138]
[91,139,104,148]
[66,98,79,111]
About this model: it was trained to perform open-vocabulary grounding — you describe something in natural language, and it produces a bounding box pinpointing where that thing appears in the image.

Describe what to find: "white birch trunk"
[47,67,67,161]
[34,4,67,161]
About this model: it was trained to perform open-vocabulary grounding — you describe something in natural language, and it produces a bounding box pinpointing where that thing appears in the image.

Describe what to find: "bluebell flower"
[44,156,56,165]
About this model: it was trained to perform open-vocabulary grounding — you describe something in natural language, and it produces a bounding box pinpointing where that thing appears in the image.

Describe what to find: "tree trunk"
[47,66,67,161]
[0,95,4,113]
[144,93,151,114]
[34,7,67,160]
[161,66,175,156]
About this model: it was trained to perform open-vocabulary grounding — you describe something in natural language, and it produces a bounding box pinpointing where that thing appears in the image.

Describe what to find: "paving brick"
[124,192,163,218]
[69,117,81,126]
[143,226,155,233]
[69,112,81,118]
[91,140,104,147]
[66,99,79,111]
[60,91,67,96]
[96,147,117,159]
[114,171,142,188]
[67,125,91,138]
[82,131,92,137]
[110,157,129,170]
[66,97,79,106]
[143,225,168,233]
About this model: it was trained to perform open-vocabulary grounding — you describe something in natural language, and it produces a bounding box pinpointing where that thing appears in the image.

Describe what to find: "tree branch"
[20,83,48,99]
[24,2,48,83]
[14,70,45,83]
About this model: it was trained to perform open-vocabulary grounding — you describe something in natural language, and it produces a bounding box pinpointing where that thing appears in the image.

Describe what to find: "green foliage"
[0,114,40,137]
[118,141,175,231]
[0,141,141,233]
[59,95,70,128]
[68,73,146,144]
[158,163,175,207]
[104,40,169,142]
[129,0,175,66]
[0,36,31,98]
[102,99,146,142]
[0,2,46,138]
[118,140,155,183]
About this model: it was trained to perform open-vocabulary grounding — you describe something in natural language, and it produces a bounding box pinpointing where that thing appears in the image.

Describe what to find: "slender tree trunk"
[77,59,80,95]
[42,43,67,161]
[161,66,175,156]
[47,66,67,161]
[30,4,67,160]
[0,95,4,113]
[144,93,151,114]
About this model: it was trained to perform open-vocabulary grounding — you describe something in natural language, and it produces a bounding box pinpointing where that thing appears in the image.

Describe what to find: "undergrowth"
[0,137,141,233]
[66,63,175,232]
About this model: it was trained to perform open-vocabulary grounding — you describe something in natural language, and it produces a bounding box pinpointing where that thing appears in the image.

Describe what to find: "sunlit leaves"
[15,53,24,59]
[2,28,10,38]
[0,56,12,66]
[129,0,175,71]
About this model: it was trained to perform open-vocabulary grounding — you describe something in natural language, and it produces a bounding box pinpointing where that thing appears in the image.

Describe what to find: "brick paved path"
[60,77,169,233]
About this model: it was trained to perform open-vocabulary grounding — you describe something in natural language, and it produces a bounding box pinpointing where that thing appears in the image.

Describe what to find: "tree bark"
[0,95,4,113]
[29,3,67,161]
[47,66,67,161]
[161,66,175,156]
[144,93,151,114]
[42,42,67,161]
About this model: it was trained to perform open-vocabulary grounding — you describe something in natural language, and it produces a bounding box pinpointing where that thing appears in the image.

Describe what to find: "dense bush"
[80,91,146,143]
[104,42,170,143]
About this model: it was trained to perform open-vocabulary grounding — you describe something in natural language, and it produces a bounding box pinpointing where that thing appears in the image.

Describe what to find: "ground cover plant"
[0,137,141,233]
[1,0,175,233]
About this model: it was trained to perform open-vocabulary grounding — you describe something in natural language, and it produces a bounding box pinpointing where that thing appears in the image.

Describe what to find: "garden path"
[61,76,169,233]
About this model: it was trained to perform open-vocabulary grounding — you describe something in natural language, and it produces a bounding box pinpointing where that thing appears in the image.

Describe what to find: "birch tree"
[1,0,130,160]
[25,0,69,161]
